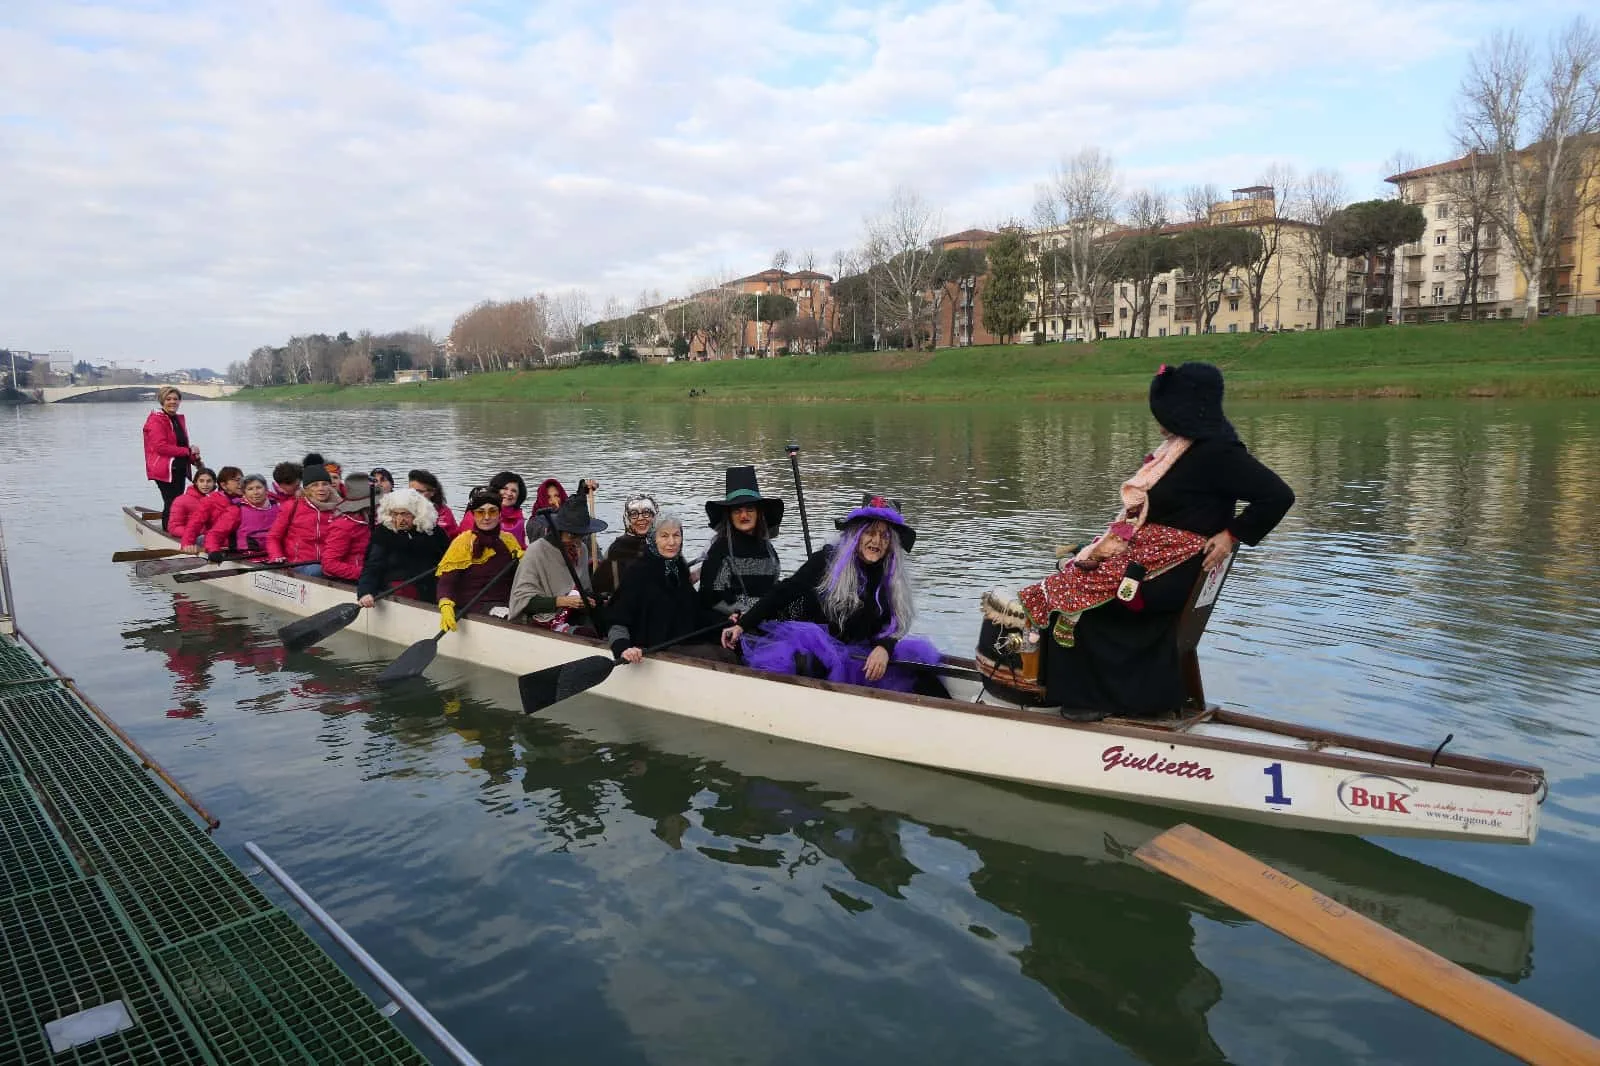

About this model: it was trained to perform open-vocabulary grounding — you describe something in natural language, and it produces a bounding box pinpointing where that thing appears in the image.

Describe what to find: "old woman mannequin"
[1018,362,1295,721]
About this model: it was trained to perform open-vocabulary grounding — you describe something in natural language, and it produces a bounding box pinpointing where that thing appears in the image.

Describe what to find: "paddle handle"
[367,563,439,605]
[451,554,520,618]
[174,559,316,583]
[639,621,730,657]
[1136,825,1600,1065]
[786,443,814,556]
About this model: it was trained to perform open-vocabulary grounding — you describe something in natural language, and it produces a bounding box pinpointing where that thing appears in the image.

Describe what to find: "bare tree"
[1457,17,1600,321]
[1182,183,1220,224]
[1037,148,1123,340]
[1291,168,1349,330]
[1437,153,1500,319]
[862,186,942,348]
[1242,164,1298,331]
[1123,188,1170,337]
[771,248,791,272]
[1380,151,1421,198]
[797,249,817,273]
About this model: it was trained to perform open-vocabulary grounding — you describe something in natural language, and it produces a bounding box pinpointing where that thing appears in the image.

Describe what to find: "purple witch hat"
[835,494,916,551]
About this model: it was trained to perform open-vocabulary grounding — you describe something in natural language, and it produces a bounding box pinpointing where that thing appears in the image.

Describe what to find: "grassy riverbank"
[234,317,1600,406]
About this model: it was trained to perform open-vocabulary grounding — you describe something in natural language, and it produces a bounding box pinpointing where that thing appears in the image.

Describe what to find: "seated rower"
[490,471,530,547]
[265,464,344,576]
[1017,362,1294,721]
[357,487,448,606]
[169,467,215,549]
[607,513,733,664]
[320,474,376,582]
[698,465,784,619]
[180,465,241,553]
[723,495,946,695]
[269,462,302,506]
[205,473,278,559]
[407,470,457,538]
[508,492,605,633]
[435,487,524,630]
[594,492,657,596]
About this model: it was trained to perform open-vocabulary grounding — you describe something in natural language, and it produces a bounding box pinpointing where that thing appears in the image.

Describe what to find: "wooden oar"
[134,556,212,579]
[113,547,186,562]
[518,621,729,714]
[375,556,519,685]
[173,559,316,583]
[278,563,440,652]
[1135,825,1600,1065]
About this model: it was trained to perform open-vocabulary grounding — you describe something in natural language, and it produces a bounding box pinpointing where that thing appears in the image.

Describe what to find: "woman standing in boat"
[722,495,945,695]
[1017,362,1294,721]
[142,386,202,530]
[698,466,784,619]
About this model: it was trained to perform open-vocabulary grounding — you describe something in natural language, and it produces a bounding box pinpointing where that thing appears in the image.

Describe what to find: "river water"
[2,398,1597,1065]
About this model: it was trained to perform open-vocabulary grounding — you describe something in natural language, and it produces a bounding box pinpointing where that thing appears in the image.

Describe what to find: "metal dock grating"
[0,878,213,1065]
[0,630,441,1064]
[161,911,430,1066]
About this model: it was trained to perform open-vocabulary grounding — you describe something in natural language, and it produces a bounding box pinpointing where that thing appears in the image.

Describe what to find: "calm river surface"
[2,398,1598,1065]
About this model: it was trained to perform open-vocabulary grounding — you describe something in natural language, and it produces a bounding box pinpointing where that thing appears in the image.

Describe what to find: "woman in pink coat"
[204,474,279,557]
[167,468,215,547]
[321,476,376,582]
[179,466,242,551]
[142,386,202,530]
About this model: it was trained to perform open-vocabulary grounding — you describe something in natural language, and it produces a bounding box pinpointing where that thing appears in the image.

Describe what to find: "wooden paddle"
[1135,825,1600,1065]
[278,563,440,652]
[173,559,317,583]
[113,547,185,562]
[375,555,520,685]
[518,621,730,714]
[134,556,212,579]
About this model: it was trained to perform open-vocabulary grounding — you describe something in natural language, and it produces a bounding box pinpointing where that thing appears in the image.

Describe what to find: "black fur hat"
[1149,362,1238,442]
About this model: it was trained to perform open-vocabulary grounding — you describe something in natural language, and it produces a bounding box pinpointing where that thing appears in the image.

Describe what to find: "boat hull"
[123,509,1544,844]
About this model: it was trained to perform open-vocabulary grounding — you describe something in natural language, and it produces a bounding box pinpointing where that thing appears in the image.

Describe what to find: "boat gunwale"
[122,507,1546,797]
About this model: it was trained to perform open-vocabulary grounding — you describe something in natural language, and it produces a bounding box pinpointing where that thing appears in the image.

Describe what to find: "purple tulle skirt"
[740,621,942,692]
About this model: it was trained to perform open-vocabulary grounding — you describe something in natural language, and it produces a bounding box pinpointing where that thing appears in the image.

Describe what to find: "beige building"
[1025,187,1347,340]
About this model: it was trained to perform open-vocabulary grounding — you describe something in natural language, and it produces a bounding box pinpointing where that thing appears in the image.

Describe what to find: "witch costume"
[698,466,784,618]
[508,491,605,632]
[606,516,731,662]
[1017,362,1294,720]
[736,496,943,693]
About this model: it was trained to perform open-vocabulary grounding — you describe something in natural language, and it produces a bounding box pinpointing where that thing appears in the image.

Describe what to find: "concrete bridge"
[36,383,241,404]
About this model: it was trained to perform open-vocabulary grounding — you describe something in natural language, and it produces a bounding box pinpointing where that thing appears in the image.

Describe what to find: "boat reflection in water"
[124,593,1536,1063]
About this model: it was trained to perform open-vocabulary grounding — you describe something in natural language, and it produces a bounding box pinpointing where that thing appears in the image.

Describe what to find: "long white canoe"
[123,507,1546,844]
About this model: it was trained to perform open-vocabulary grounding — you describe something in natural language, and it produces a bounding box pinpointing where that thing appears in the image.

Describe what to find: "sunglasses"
[472,504,501,516]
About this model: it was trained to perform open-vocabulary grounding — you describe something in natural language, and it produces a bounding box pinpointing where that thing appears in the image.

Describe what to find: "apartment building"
[1023,187,1346,341]
[926,229,1003,347]
[1388,150,1600,320]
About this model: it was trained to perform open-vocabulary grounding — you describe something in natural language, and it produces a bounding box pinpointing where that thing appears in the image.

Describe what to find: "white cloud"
[0,0,1573,366]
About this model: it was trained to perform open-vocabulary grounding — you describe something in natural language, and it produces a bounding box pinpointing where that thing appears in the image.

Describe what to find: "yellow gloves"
[439,599,458,632]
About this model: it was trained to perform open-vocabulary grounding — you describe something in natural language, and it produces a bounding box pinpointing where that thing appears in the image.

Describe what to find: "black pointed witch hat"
[704,465,784,530]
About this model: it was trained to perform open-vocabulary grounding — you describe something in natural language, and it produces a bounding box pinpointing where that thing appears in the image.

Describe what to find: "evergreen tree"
[981,230,1030,343]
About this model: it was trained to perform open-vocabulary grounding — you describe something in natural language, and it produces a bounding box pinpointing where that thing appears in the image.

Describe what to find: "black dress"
[1042,436,1294,716]
[697,529,781,617]
[358,524,449,602]
[738,546,900,653]
[607,556,729,658]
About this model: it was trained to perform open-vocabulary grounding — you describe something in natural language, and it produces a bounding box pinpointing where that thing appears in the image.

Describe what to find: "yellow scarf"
[436,528,523,575]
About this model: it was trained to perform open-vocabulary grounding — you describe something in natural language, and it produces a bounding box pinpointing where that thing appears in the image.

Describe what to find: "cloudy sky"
[0,0,1585,368]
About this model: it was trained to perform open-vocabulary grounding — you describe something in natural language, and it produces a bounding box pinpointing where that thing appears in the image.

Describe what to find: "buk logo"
[1338,775,1415,816]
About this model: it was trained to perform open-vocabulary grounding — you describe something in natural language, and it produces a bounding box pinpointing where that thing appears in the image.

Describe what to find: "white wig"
[377,486,438,532]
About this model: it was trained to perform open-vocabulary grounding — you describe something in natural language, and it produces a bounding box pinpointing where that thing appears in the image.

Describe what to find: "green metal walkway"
[0,632,435,1065]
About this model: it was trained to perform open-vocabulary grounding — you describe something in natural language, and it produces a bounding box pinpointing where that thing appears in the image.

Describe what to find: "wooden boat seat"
[1173,546,1238,711]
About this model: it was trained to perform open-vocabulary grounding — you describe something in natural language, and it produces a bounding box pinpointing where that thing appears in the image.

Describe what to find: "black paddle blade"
[279,602,361,652]
[133,556,209,579]
[375,636,441,686]
[113,548,181,562]
[517,656,615,714]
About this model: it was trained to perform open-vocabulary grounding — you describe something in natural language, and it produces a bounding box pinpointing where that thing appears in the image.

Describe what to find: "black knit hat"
[1149,362,1238,442]
[704,465,784,529]
[302,464,333,487]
